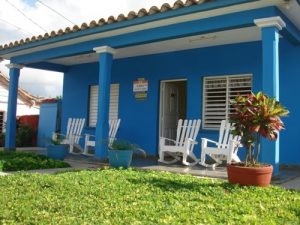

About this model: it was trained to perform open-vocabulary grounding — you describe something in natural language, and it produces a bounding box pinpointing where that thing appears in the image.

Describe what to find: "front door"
[159,80,187,140]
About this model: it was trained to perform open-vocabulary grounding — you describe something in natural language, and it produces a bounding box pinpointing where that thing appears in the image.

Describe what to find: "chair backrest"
[218,120,240,148]
[66,118,85,144]
[109,119,121,145]
[175,119,201,147]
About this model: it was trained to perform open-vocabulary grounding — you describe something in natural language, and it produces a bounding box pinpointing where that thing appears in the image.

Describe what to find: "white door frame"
[158,79,187,139]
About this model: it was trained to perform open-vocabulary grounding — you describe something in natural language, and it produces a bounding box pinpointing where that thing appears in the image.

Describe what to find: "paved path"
[279,177,300,191]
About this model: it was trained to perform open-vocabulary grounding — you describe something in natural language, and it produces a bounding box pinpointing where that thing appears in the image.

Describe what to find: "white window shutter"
[109,84,119,121]
[203,75,252,129]
[89,84,120,127]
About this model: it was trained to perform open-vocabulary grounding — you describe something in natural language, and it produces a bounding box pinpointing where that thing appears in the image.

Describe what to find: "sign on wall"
[133,78,148,100]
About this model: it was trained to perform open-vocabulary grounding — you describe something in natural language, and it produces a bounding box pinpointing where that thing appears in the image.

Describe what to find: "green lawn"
[0,151,70,171]
[0,169,299,225]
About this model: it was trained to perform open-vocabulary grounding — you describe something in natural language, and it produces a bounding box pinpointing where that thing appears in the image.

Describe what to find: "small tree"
[229,92,289,166]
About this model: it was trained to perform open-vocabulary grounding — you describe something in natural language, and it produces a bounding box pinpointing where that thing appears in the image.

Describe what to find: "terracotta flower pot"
[227,163,273,187]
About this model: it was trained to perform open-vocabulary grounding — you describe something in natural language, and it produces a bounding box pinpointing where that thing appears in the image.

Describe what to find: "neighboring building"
[0,0,300,175]
[0,71,40,133]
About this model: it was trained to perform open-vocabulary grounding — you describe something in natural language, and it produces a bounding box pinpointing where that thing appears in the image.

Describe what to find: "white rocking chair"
[84,119,121,155]
[53,118,85,153]
[199,120,241,168]
[159,119,201,166]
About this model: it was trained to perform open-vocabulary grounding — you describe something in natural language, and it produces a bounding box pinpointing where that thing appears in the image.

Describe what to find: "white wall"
[0,82,39,132]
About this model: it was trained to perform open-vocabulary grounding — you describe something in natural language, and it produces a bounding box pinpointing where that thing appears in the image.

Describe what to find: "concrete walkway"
[278,177,300,190]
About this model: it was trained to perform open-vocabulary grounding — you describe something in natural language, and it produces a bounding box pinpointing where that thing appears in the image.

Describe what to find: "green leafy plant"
[0,133,4,147]
[0,151,70,171]
[16,125,35,147]
[230,92,289,166]
[50,133,65,145]
[109,140,138,151]
[109,139,146,157]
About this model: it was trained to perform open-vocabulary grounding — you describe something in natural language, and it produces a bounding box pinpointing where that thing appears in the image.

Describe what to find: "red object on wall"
[18,115,39,131]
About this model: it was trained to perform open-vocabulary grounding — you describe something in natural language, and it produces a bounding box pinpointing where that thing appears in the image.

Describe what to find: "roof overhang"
[0,0,299,70]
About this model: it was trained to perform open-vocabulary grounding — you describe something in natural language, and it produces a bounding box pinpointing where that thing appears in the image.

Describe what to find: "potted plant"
[108,140,142,168]
[46,134,69,160]
[228,92,289,187]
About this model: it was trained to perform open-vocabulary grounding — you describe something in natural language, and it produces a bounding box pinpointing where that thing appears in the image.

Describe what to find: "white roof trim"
[6,63,24,69]
[254,16,286,30]
[93,46,116,55]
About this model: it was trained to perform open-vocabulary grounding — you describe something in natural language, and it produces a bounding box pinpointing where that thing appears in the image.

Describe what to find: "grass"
[0,169,299,225]
[0,151,70,172]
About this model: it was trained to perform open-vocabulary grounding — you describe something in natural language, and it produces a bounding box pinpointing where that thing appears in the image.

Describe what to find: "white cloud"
[0,0,175,97]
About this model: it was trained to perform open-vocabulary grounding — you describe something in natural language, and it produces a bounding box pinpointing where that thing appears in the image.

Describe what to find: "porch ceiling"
[47,26,261,66]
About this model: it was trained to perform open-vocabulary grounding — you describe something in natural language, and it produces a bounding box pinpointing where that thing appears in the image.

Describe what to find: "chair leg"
[199,151,207,167]
[158,151,179,164]
[231,154,241,163]
[69,144,74,153]
[182,152,199,166]
[199,151,220,168]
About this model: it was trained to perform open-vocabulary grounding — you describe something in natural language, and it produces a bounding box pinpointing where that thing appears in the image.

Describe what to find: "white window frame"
[202,74,252,130]
[88,83,119,128]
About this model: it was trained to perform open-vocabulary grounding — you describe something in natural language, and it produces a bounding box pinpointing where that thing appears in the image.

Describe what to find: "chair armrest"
[201,138,218,145]
[187,138,198,145]
[160,137,177,143]
[54,132,83,140]
[229,139,242,148]
[85,134,95,138]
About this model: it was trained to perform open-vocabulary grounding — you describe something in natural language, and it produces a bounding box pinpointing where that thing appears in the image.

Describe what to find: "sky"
[0,0,175,97]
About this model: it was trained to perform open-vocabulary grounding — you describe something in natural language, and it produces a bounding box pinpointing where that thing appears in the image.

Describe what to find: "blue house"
[1,0,300,175]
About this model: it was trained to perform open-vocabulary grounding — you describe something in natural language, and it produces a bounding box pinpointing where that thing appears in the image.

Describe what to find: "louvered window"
[89,84,119,127]
[202,75,252,129]
[0,111,4,133]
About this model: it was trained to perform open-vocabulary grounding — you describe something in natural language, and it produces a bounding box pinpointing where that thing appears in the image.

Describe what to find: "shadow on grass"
[126,176,239,193]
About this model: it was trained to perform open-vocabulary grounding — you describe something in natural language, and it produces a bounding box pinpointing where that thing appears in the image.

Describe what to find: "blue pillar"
[255,17,286,176]
[93,46,115,160]
[5,64,23,150]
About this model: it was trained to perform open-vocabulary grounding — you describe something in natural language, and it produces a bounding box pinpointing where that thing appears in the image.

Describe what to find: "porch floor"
[2,147,300,190]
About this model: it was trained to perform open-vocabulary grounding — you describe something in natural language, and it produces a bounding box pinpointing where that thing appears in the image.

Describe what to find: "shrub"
[0,151,70,171]
[230,92,289,166]
[16,125,35,147]
[0,133,4,147]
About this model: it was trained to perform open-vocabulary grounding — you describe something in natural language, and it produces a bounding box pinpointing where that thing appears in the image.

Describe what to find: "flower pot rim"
[108,149,133,152]
[48,144,69,147]
[228,163,273,168]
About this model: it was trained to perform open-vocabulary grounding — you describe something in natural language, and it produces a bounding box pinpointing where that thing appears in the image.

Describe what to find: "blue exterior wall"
[37,102,58,147]
[280,39,300,164]
[62,40,300,165]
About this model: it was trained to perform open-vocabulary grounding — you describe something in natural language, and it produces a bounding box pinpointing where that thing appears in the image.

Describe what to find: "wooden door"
[161,82,180,140]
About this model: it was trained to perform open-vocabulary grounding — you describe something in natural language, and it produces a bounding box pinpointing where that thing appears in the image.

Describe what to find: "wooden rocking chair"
[159,119,201,166]
[53,118,85,153]
[199,120,241,168]
[83,119,121,155]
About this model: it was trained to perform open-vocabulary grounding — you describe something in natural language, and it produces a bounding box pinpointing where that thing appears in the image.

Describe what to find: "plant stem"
[246,147,250,166]
[255,134,261,163]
